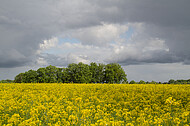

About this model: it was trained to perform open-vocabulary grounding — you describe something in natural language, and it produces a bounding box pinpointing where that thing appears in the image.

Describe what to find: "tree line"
[167,79,190,84]
[1,62,190,84]
[13,62,127,84]
[0,79,13,83]
[128,79,190,84]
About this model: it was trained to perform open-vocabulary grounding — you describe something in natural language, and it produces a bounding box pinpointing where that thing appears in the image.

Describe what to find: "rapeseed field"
[0,83,189,126]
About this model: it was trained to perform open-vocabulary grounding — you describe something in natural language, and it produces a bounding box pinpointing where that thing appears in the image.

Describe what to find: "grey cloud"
[72,0,190,65]
[36,53,91,68]
[143,24,190,64]
[0,0,101,68]
[0,0,190,68]
[107,50,179,65]
[37,53,68,67]
[89,0,190,64]
[0,0,58,68]
[92,0,190,27]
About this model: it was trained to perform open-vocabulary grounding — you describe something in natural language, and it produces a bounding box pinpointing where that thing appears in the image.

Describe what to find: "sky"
[1,0,190,82]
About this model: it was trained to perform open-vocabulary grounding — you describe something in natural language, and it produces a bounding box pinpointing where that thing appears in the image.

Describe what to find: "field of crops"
[0,84,189,126]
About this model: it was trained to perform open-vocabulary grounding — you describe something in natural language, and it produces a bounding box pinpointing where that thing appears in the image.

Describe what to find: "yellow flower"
[68,115,78,124]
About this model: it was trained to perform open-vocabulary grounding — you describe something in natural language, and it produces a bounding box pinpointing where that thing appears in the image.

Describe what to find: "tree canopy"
[14,62,127,84]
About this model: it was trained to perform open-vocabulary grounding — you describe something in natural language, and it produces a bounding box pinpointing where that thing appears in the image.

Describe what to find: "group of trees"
[14,62,127,84]
[0,79,13,83]
[128,79,190,84]
[168,79,190,84]
[129,80,162,84]
[2,62,190,84]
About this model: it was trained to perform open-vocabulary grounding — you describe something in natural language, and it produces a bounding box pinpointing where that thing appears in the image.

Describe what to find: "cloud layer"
[0,0,190,68]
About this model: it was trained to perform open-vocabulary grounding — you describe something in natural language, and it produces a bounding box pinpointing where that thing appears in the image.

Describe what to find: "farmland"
[0,84,189,126]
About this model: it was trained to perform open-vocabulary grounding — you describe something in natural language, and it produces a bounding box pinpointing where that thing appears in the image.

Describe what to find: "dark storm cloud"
[0,0,101,68]
[116,51,182,65]
[93,0,190,65]
[0,0,58,67]
[0,0,190,68]
[93,0,190,27]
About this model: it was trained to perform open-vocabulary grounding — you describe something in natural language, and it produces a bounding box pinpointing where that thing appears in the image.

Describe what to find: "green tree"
[168,79,175,84]
[104,63,127,84]
[14,73,25,83]
[57,68,65,83]
[0,79,13,83]
[78,62,92,83]
[151,80,157,84]
[97,63,105,83]
[45,65,58,83]
[14,62,128,84]
[37,68,47,83]
[90,62,98,83]
[89,62,105,83]
[24,70,38,83]
[104,64,115,83]
[187,79,190,84]
[139,80,146,84]
[66,62,92,83]
[66,63,78,83]
[129,80,136,84]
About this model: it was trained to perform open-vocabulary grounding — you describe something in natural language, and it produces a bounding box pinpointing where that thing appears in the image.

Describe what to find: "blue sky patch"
[58,37,80,44]
[120,27,134,40]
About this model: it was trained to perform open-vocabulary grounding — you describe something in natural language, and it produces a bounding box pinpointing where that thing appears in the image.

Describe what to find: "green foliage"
[168,79,175,84]
[14,62,127,84]
[139,80,146,84]
[66,62,92,83]
[45,65,58,83]
[57,68,65,83]
[168,79,190,84]
[89,62,99,83]
[0,79,13,83]
[37,68,47,83]
[104,63,127,83]
[14,73,25,83]
[129,80,136,84]
[24,70,38,83]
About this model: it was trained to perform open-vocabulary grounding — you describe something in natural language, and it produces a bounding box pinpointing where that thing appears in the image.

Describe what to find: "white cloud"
[67,53,91,64]
[142,38,169,52]
[103,23,171,64]
[1,0,190,69]
[70,23,128,46]
[39,37,58,50]
[36,22,172,66]
[36,57,48,66]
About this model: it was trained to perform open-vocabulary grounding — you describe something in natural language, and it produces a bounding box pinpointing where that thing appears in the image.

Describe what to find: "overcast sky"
[1,0,190,82]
